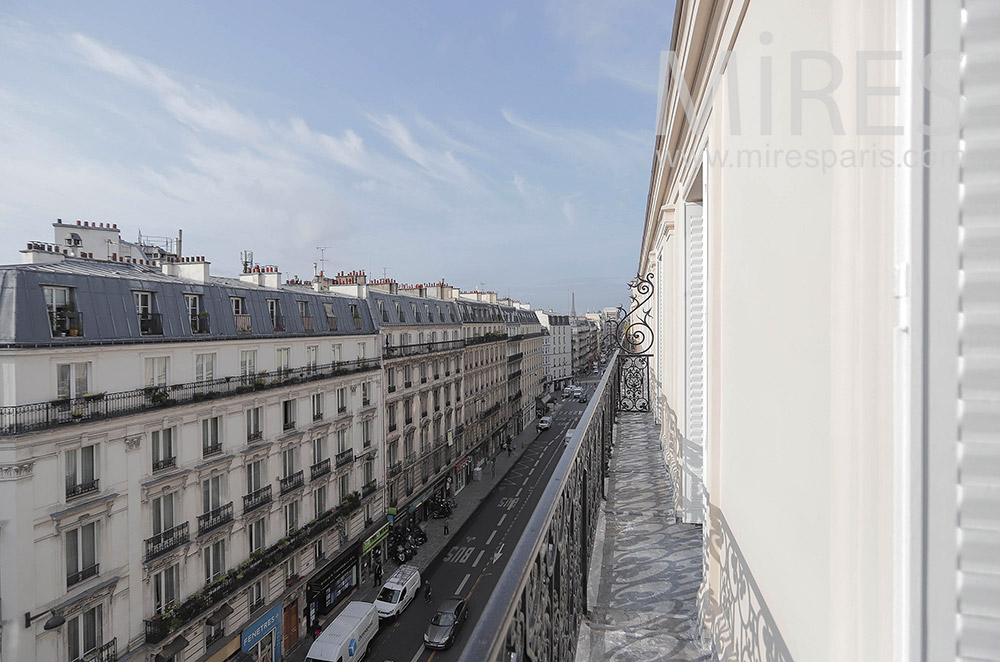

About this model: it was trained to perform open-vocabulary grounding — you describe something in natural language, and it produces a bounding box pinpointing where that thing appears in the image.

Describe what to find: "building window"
[204,539,226,583]
[331,343,342,362]
[311,393,324,421]
[337,429,349,454]
[248,580,264,613]
[314,485,327,518]
[284,500,299,534]
[246,407,262,442]
[404,365,412,385]
[57,362,90,400]
[378,300,388,323]
[387,368,395,390]
[285,555,297,581]
[151,492,178,537]
[203,475,223,513]
[151,428,176,471]
[144,357,169,387]
[276,347,290,373]
[306,345,318,370]
[153,564,179,614]
[337,388,347,413]
[240,350,257,379]
[339,474,350,500]
[282,399,296,430]
[66,521,99,587]
[358,342,366,359]
[202,417,222,456]
[312,437,326,466]
[395,302,402,321]
[195,353,216,382]
[267,299,282,331]
[388,404,396,430]
[282,448,297,478]
[362,420,372,448]
[67,605,103,662]
[65,444,98,498]
[247,459,264,493]
[230,297,244,315]
[248,518,265,554]
[362,382,370,407]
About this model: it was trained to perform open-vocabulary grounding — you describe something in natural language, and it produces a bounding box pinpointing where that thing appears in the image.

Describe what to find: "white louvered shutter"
[684,201,706,525]
[957,0,1000,656]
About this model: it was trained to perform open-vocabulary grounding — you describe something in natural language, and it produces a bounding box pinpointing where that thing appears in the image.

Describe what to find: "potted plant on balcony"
[344,491,361,511]
[83,392,106,402]
[70,409,85,421]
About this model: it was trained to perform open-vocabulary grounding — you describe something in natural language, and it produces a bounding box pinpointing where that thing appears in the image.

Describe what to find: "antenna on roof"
[382,267,388,278]
[240,250,254,274]
[316,247,329,275]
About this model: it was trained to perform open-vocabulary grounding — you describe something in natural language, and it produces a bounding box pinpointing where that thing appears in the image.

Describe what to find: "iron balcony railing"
[79,637,117,662]
[152,455,176,472]
[310,458,331,481]
[138,312,163,336]
[145,618,170,644]
[234,313,252,333]
[388,461,403,478]
[203,441,222,457]
[464,332,508,346]
[384,338,465,359]
[335,449,354,468]
[49,309,84,338]
[66,478,99,500]
[507,352,524,363]
[67,562,99,587]
[144,522,190,562]
[279,470,304,495]
[191,313,212,333]
[1,358,380,436]
[243,485,272,513]
[197,502,233,536]
[458,349,619,662]
[361,479,378,498]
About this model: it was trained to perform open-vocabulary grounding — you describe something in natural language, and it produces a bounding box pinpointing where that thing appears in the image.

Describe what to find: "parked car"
[424,596,469,649]
[537,416,552,432]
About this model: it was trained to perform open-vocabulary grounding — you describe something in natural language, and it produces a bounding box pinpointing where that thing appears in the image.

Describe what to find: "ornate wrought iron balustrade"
[458,349,619,662]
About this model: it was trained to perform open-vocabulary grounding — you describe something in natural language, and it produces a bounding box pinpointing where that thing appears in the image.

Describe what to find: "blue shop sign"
[242,603,282,656]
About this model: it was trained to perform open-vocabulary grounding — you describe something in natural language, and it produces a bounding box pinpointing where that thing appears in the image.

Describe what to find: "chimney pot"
[76,220,81,225]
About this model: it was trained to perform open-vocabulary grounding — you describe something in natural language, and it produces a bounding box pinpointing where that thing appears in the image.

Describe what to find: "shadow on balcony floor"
[575,413,712,662]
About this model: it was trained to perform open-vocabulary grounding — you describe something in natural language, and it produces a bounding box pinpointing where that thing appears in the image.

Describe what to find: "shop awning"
[155,635,189,662]
[540,394,554,406]
[206,602,234,627]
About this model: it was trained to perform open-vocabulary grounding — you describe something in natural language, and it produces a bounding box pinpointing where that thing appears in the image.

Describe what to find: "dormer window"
[395,302,402,321]
[232,297,251,333]
[349,304,362,330]
[267,299,284,332]
[134,291,162,335]
[43,285,82,337]
[378,300,389,323]
[412,303,420,322]
[323,302,337,331]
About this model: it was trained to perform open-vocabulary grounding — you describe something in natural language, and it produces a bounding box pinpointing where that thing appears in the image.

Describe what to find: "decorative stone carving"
[124,435,142,452]
[0,462,34,480]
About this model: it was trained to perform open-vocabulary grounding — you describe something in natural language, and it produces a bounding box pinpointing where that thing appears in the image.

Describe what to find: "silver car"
[424,597,468,649]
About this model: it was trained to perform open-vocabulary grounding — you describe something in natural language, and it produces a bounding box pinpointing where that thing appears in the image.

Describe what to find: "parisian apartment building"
[0,220,553,662]
[535,310,572,392]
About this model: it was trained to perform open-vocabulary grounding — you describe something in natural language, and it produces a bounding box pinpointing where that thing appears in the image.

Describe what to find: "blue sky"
[0,1,672,313]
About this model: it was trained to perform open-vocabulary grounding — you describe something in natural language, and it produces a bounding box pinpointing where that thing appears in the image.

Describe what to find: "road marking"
[515,487,522,497]
[533,460,539,468]
[498,513,507,526]
[486,530,497,545]
[523,477,530,485]
[528,467,534,475]
[457,572,471,593]
[472,549,485,567]
[410,648,423,662]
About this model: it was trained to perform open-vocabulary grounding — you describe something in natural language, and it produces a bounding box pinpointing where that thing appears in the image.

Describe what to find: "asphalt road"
[365,376,602,662]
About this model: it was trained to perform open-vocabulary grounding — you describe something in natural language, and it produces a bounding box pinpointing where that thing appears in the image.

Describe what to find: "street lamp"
[25,609,65,630]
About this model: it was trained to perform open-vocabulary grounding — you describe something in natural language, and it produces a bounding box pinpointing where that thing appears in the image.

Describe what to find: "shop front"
[305,545,358,630]
[241,603,282,662]
[359,521,390,588]
[453,457,472,494]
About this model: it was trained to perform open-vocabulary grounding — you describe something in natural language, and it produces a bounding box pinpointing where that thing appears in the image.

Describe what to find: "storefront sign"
[362,523,390,555]
[242,603,282,656]
[307,547,358,614]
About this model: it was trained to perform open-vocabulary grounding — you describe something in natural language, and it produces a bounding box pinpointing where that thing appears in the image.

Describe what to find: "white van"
[373,564,421,620]
[305,601,378,662]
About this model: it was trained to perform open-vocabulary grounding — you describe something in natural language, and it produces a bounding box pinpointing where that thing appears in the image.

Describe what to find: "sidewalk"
[285,403,558,662]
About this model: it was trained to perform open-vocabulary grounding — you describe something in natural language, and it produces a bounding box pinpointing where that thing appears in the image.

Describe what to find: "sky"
[0,1,673,313]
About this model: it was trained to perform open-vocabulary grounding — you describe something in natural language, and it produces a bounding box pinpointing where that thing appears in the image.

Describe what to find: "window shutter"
[956,0,1000,654]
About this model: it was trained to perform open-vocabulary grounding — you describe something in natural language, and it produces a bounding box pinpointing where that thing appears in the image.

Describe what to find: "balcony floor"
[575,413,711,662]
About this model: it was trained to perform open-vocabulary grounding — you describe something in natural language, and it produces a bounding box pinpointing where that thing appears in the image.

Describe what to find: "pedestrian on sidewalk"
[424,579,433,603]
[444,516,449,535]
[507,443,512,457]
[491,457,496,478]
